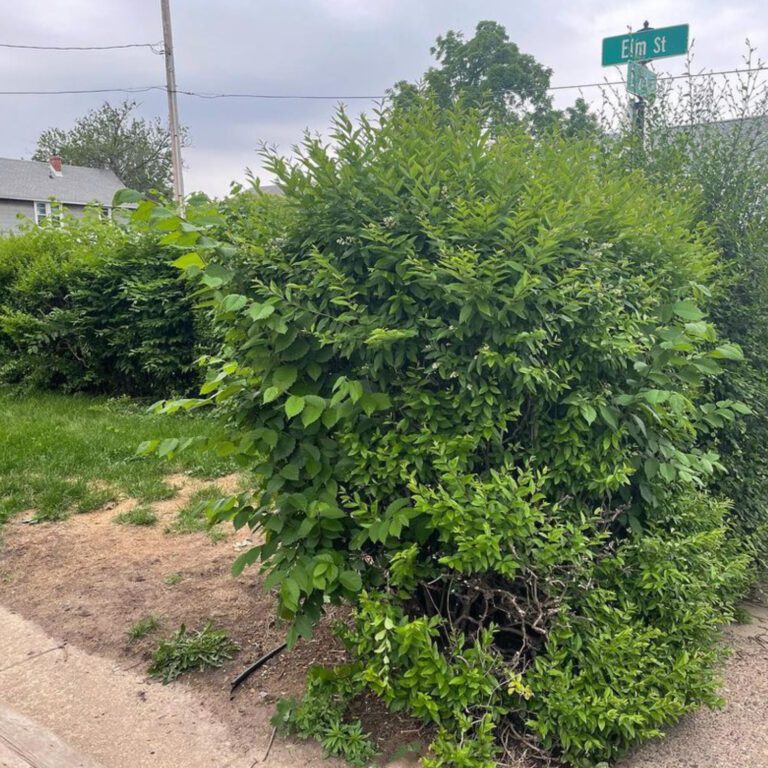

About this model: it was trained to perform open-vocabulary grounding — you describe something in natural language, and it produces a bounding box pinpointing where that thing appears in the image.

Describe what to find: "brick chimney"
[49,155,63,177]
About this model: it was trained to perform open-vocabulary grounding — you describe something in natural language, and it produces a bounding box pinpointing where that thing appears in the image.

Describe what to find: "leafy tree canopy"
[391,20,598,136]
[32,100,184,196]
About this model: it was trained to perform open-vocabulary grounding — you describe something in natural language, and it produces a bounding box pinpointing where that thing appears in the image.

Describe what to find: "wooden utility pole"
[160,0,185,213]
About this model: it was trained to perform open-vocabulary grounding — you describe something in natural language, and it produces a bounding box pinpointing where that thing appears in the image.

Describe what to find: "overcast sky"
[1,0,766,197]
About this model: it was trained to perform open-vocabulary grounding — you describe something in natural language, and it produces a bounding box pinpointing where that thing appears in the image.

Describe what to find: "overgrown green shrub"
[147,105,749,765]
[0,212,200,395]
[607,53,768,565]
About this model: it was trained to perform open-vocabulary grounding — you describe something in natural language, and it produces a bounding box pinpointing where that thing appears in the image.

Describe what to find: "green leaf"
[201,264,233,288]
[232,546,260,576]
[644,457,660,479]
[659,463,676,482]
[113,188,143,205]
[359,392,391,416]
[263,386,280,404]
[172,252,205,270]
[642,389,670,405]
[580,404,597,425]
[136,439,160,456]
[273,366,298,391]
[672,301,705,321]
[710,343,743,360]
[249,302,276,321]
[598,404,619,431]
[285,395,305,418]
[301,395,325,426]
[339,571,362,592]
[280,578,300,613]
[157,438,179,458]
[221,294,247,312]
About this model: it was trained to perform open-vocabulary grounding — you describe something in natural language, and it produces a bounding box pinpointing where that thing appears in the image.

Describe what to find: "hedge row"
[0,213,202,395]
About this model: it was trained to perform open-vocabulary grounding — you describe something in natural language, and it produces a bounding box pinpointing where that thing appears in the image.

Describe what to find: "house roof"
[0,157,125,206]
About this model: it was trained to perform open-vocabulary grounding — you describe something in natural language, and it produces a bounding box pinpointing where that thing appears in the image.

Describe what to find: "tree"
[32,100,183,196]
[390,20,597,135]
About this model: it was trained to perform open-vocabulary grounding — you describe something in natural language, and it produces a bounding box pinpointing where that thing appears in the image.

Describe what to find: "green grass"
[114,505,158,526]
[165,486,227,542]
[127,614,162,642]
[163,572,184,586]
[0,388,234,527]
[148,622,239,683]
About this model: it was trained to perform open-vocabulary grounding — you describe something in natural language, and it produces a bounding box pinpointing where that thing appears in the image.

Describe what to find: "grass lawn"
[0,388,233,527]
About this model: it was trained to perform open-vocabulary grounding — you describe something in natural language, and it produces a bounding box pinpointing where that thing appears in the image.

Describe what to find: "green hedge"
[144,104,751,766]
[0,214,201,395]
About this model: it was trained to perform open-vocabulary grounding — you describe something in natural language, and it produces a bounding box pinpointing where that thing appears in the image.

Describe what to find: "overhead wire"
[0,85,165,96]
[0,65,765,99]
[0,41,162,52]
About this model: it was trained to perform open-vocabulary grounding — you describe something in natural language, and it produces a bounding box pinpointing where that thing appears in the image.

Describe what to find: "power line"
[0,41,162,51]
[177,88,383,101]
[175,64,768,100]
[549,65,768,91]
[0,85,165,96]
[0,65,765,100]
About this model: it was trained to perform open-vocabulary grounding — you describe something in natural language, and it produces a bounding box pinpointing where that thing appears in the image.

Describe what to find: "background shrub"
[0,213,201,395]
[149,104,749,766]
[608,54,768,566]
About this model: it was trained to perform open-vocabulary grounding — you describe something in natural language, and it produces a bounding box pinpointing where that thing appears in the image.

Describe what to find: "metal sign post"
[601,21,689,143]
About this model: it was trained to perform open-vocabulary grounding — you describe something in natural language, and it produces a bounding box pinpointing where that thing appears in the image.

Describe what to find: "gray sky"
[1,0,766,197]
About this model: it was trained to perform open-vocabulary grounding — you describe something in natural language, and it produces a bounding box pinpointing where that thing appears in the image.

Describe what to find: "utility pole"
[161,0,185,213]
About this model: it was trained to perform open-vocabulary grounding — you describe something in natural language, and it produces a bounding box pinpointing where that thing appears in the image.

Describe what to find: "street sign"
[626,61,657,98]
[602,24,689,67]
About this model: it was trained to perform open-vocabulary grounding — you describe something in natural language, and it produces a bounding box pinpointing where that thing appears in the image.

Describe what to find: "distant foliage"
[0,213,201,395]
[144,105,749,765]
[612,49,768,564]
[32,99,183,196]
[390,20,599,137]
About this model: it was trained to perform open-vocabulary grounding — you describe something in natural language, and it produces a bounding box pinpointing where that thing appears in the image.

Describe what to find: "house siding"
[0,199,33,230]
[0,199,89,232]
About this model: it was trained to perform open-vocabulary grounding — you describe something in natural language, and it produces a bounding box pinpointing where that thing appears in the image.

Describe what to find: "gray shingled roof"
[0,157,125,206]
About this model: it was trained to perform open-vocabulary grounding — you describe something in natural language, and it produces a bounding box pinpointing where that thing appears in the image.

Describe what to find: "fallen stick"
[254,726,277,765]
[230,642,287,696]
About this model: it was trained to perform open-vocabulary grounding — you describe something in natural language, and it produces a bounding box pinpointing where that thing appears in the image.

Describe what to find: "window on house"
[34,201,49,224]
[33,201,63,226]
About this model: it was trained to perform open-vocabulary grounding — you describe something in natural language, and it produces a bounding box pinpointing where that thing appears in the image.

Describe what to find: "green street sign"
[626,61,657,98]
[602,24,689,66]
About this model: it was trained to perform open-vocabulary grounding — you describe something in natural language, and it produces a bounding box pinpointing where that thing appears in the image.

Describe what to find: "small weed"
[127,614,161,642]
[127,476,177,504]
[114,505,158,526]
[148,622,239,684]
[320,719,378,766]
[274,697,378,767]
[165,486,226,542]
[163,572,184,586]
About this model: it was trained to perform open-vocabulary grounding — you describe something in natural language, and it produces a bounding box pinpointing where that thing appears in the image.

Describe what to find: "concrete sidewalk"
[0,704,103,768]
[0,607,336,768]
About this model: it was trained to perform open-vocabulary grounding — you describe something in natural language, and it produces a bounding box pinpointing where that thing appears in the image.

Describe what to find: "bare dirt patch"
[0,473,348,755]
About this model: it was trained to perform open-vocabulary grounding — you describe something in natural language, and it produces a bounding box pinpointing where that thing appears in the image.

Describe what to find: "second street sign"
[626,61,657,98]
[602,24,689,66]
